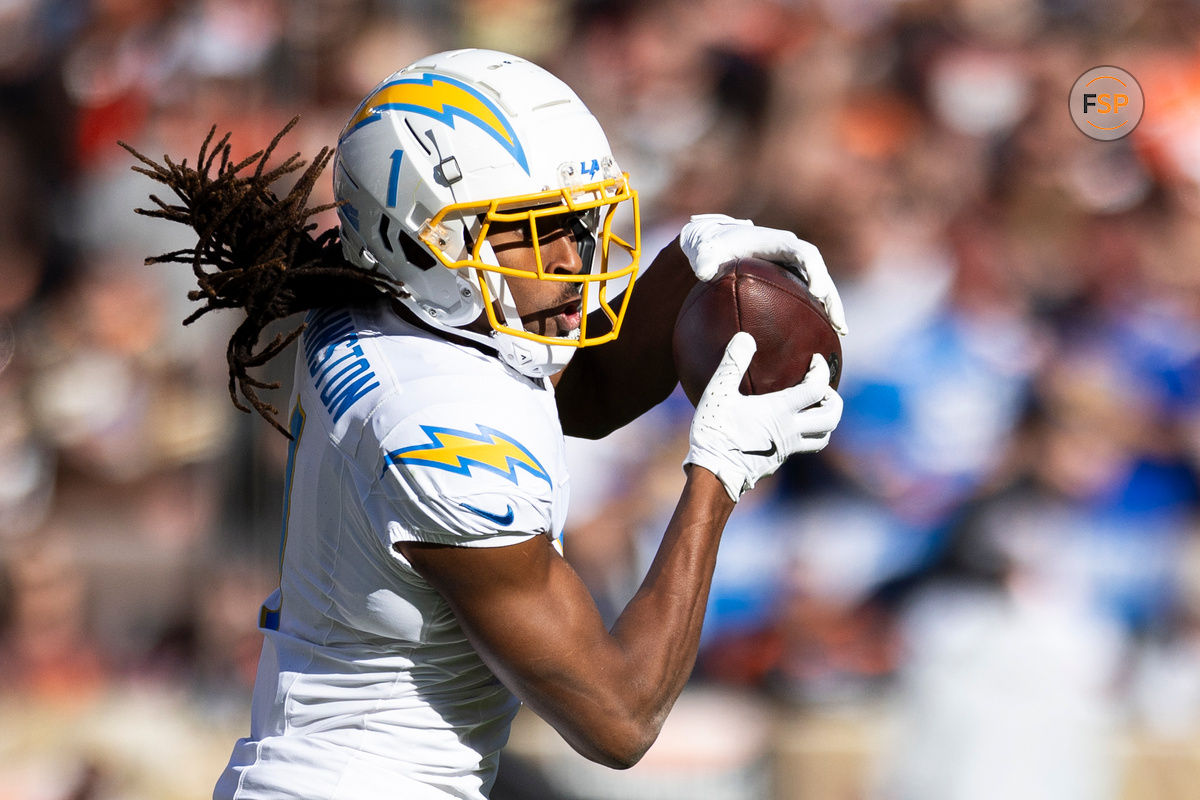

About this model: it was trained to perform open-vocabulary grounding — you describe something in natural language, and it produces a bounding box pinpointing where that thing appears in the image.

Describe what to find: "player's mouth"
[554,298,583,338]
[521,295,583,338]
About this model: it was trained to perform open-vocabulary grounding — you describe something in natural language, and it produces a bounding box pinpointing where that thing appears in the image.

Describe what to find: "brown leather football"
[673,257,842,406]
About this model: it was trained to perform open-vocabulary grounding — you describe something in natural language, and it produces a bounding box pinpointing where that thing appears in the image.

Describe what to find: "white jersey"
[215,302,571,800]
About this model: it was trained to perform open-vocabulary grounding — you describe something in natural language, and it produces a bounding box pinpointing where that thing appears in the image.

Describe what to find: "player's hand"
[684,332,843,502]
[679,214,848,335]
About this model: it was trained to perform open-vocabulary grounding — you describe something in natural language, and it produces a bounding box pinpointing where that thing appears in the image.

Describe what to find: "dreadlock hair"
[120,118,404,438]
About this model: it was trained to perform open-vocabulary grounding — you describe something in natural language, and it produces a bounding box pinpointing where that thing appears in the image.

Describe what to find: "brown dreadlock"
[120,118,403,438]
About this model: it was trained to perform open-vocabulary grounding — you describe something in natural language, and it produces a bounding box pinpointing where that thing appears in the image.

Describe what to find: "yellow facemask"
[418,172,640,349]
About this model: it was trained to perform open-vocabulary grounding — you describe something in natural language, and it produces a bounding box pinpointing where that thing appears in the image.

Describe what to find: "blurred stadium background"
[2,0,1200,798]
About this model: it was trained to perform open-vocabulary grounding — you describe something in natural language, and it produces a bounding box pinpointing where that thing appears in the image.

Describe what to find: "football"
[673,257,842,406]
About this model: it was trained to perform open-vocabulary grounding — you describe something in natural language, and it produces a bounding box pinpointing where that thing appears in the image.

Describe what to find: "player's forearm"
[399,468,734,769]
[616,464,731,682]
[592,466,735,762]
[505,467,733,769]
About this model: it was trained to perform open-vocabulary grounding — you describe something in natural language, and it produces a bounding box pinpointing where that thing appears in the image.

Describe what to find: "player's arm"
[402,334,841,767]
[400,465,732,768]
[554,238,695,439]
[555,216,847,439]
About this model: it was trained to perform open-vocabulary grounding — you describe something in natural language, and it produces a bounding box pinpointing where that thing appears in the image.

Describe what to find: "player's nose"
[542,231,584,277]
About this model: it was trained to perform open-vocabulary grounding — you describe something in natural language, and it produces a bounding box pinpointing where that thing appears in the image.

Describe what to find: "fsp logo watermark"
[1069,66,1144,141]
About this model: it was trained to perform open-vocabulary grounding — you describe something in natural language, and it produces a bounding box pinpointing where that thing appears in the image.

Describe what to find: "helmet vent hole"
[399,232,438,272]
[405,118,431,155]
[377,215,394,253]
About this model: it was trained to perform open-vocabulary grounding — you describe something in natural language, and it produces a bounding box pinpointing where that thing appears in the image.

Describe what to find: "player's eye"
[486,218,527,241]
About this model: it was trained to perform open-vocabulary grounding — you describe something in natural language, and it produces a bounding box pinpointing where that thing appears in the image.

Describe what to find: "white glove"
[685,332,843,502]
[678,213,849,336]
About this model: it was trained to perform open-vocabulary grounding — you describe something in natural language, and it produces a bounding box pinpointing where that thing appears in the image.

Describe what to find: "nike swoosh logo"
[459,502,515,526]
[741,442,778,458]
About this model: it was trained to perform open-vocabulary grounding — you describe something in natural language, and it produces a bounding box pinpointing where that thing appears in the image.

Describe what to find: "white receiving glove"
[678,213,849,336]
[685,332,843,502]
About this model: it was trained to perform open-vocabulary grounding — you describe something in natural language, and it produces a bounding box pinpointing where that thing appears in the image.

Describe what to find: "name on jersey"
[304,309,381,423]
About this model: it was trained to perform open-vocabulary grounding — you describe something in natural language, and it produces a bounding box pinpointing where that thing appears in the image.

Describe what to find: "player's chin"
[532,320,581,342]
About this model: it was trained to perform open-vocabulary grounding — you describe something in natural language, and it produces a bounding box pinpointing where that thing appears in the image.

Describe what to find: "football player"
[130,48,844,800]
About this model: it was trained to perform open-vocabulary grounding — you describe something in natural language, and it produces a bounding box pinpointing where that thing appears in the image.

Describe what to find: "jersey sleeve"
[360,396,561,551]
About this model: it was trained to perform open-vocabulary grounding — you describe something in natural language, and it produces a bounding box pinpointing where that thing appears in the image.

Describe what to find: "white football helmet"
[333,48,641,378]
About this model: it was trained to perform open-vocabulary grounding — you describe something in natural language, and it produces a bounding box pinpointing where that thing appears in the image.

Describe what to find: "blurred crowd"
[2,0,1200,798]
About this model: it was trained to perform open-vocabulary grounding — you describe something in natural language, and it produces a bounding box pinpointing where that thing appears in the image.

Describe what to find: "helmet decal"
[342,73,529,174]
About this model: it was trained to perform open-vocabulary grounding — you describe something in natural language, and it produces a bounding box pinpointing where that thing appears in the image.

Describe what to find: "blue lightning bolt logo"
[384,424,551,487]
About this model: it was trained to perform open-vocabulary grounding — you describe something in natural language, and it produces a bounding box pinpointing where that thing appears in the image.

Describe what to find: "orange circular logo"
[1069,66,1144,141]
